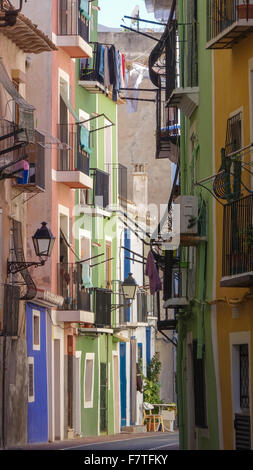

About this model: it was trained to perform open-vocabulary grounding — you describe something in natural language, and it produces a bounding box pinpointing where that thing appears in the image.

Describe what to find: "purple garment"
[145,251,162,295]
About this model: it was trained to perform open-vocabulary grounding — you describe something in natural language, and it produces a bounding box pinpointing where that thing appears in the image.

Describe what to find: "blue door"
[120,342,127,428]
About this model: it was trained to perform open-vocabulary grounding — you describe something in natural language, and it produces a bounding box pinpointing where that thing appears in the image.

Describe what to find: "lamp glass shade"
[122,273,138,301]
[32,222,55,258]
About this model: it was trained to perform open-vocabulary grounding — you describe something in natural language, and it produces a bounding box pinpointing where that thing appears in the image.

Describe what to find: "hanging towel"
[104,46,110,88]
[80,125,90,153]
[98,45,105,80]
[145,251,162,295]
[81,262,93,289]
[80,0,91,20]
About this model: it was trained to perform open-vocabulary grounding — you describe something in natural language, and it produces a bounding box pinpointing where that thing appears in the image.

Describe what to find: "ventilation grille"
[234,414,251,450]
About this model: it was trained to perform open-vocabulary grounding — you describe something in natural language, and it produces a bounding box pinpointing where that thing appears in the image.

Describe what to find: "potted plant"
[237,1,253,20]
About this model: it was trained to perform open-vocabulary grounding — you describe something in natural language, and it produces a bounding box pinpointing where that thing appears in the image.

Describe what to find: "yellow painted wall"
[214,34,253,450]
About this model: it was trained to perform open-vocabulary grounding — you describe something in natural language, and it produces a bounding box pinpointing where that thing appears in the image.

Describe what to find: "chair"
[142,402,165,432]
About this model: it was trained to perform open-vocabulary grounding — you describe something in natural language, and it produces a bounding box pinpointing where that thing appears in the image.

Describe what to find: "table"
[150,403,177,432]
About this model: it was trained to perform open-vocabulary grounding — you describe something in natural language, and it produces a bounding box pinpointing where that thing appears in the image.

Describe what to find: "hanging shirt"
[145,250,162,295]
[81,262,93,289]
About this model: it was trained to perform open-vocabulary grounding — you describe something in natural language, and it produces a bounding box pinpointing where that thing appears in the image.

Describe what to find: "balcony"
[207,0,253,49]
[57,262,94,323]
[118,292,157,326]
[57,0,92,58]
[92,168,109,209]
[56,123,93,189]
[221,195,253,287]
[0,122,45,193]
[14,130,45,193]
[156,89,180,161]
[93,288,112,328]
[163,249,196,308]
[118,164,128,209]
[79,42,106,94]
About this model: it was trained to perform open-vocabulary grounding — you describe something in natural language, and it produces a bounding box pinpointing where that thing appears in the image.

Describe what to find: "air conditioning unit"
[174,196,198,235]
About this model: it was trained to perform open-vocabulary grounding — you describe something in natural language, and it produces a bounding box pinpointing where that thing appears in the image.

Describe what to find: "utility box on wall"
[174,195,198,235]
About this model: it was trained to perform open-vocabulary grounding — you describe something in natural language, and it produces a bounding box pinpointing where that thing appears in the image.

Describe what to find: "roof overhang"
[0,12,57,53]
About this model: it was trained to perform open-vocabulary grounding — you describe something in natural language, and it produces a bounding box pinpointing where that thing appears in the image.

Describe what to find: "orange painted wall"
[214,34,253,449]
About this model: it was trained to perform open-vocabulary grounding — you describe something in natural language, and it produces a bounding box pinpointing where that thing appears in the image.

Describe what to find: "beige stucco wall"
[98,31,172,210]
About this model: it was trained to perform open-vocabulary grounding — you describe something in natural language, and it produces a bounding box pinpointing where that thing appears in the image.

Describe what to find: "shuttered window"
[192,340,207,428]
[28,357,35,403]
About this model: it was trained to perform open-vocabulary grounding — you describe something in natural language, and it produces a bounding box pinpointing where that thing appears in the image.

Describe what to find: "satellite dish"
[131,5,140,25]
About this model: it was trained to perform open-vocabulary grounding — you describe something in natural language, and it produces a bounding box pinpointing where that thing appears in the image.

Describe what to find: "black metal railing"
[58,263,91,311]
[156,87,180,159]
[163,249,196,305]
[92,168,109,209]
[58,123,90,176]
[58,0,89,42]
[93,287,112,327]
[16,130,45,190]
[118,164,127,206]
[222,195,253,278]
[207,0,253,42]
[3,284,20,336]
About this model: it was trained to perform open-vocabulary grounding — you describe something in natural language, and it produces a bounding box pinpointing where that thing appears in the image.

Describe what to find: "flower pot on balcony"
[237,4,253,19]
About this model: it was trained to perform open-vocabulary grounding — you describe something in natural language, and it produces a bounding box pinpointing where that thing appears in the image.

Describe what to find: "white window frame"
[84,352,95,408]
[32,310,40,351]
[28,356,35,403]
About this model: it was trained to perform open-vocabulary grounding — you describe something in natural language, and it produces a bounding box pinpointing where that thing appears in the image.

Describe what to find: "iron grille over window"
[3,284,20,336]
[225,112,242,155]
[192,340,207,428]
[240,344,249,409]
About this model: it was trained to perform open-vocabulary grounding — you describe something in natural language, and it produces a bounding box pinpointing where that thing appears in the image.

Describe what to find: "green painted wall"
[73,2,120,437]
[177,0,220,450]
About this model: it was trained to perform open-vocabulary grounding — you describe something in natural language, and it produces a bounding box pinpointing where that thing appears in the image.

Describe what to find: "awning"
[80,0,91,21]
[0,58,34,110]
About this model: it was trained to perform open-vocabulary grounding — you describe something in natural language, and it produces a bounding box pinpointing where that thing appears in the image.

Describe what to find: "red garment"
[145,251,162,295]
[121,53,125,81]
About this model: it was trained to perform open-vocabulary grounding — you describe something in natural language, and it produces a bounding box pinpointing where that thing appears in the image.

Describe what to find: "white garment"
[126,64,149,113]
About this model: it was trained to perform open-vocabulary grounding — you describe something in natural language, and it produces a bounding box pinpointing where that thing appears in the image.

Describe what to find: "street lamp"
[7,222,55,275]
[121,273,138,304]
[32,222,55,258]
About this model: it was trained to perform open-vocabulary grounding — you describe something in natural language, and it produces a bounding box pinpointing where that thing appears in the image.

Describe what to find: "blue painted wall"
[120,342,127,428]
[124,229,131,322]
[26,302,48,443]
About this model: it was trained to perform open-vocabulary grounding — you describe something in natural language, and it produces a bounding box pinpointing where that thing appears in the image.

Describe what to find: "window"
[33,310,40,350]
[192,340,207,428]
[80,188,90,205]
[84,353,95,408]
[28,357,35,403]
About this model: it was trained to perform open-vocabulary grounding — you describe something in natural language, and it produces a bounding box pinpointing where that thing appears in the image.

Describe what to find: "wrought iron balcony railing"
[222,194,253,286]
[58,262,91,311]
[163,249,196,308]
[92,168,109,209]
[58,123,90,176]
[207,0,253,48]
[58,0,89,42]
[93,287,112,328]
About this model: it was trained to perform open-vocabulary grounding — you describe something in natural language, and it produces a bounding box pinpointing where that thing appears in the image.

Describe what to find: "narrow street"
[7,432,179,451]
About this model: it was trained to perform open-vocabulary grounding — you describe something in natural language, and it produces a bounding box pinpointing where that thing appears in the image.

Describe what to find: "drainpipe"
[106,332,109,435]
